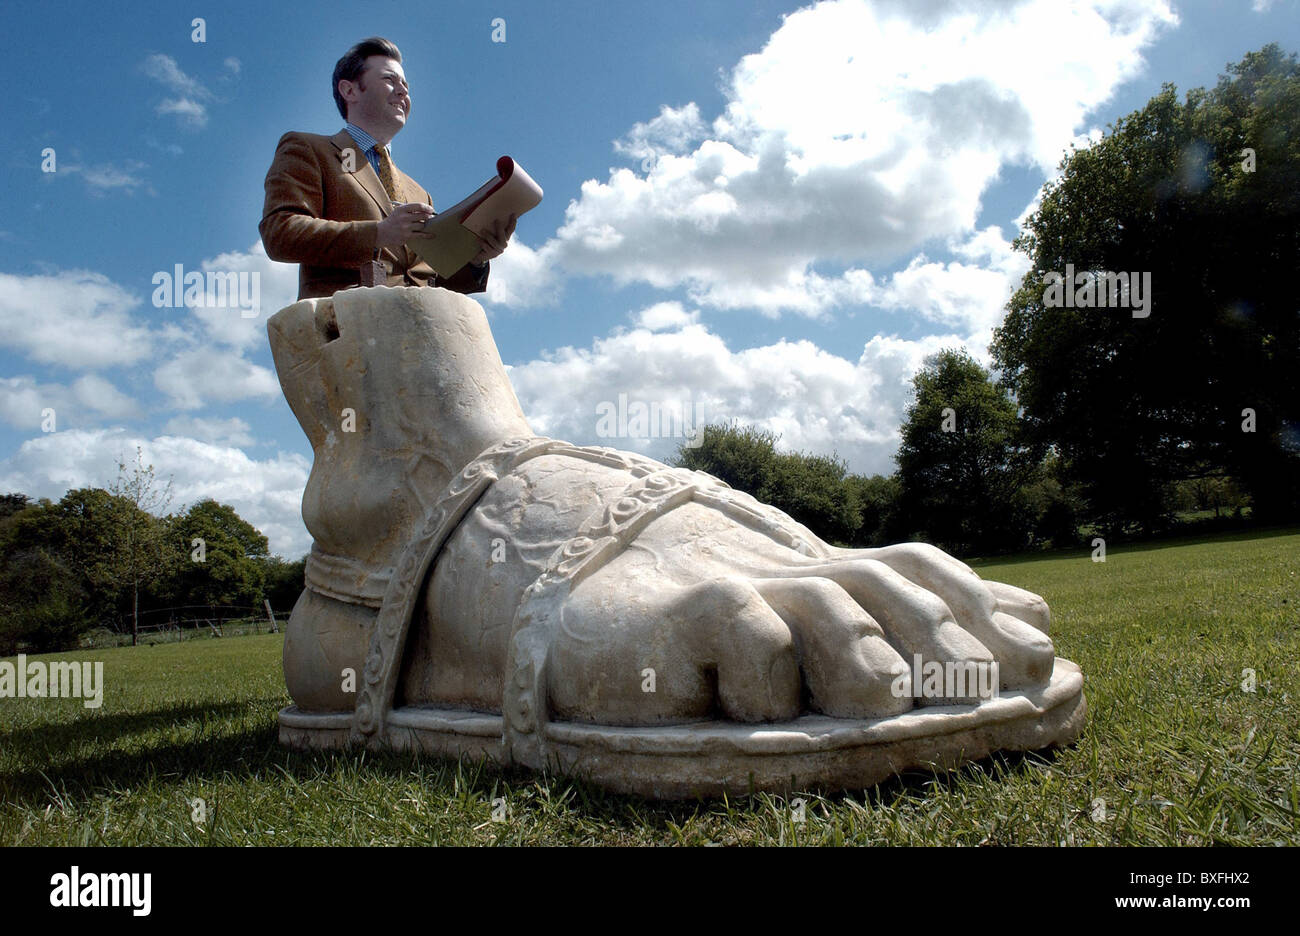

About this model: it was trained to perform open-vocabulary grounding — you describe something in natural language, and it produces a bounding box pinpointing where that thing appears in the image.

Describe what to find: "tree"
[170,499,270,609]
[1174,473,1248,519]
[766,450,861,545]
[1014,455,1086,548]
[0,492,119,650]
[0,493,31,522]
[262,554,308,614]
[673,422,862,545]
[0,482,295,652]
[100,448,176,645]
[0,547,93,655]
[992,45,1300,532]
[894,349,1032,556]
[673,422,782,496]
[842,473,901,547]
[5,489,126,629]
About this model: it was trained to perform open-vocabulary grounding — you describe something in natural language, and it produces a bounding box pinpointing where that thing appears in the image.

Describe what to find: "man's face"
[341,55,410,138]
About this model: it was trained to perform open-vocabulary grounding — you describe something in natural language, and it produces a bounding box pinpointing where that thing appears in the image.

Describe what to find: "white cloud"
[195,241,299,348]
[871,225,1031,336]
[145,135,184,157]
[162,415,255,447]
[502,0,1176,315]
[0,375,138,430]
[58,160,148,195]
[70,374,140,420]
[223,57,241,75]
[145,242,294,410]
[142,53,213,128]
[156,98,208,128]
[481,238,562,308]
[614,103,708,166]
[634,301,699,331]
[0,378,54,430]
[0,429,312,559]
[154,348,280,410]
[0,270,153,368]
[0,250,287,425]
[142,53,211,98]
[508,316,980,475]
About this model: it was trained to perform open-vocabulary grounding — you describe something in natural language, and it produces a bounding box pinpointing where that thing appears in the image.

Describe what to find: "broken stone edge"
[278,657,1085,799]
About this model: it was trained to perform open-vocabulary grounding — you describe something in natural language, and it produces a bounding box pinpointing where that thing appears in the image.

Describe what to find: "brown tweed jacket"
[259,129,488,301]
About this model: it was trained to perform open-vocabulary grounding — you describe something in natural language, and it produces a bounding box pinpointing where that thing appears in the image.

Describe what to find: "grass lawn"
[2,528,1297,846]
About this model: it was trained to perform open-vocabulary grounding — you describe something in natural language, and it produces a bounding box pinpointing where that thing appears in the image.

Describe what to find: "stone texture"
[270,286,1086,797]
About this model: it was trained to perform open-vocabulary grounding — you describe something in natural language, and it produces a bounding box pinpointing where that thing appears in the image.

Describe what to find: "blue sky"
[2,0,1296,558]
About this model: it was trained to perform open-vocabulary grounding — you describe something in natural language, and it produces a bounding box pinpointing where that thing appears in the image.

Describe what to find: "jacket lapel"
[331,129,392,217]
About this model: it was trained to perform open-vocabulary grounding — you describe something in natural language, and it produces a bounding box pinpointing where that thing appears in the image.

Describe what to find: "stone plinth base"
[279,658,1085,799]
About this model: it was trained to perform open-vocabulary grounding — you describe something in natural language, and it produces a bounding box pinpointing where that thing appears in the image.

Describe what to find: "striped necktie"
[374,145,401,202]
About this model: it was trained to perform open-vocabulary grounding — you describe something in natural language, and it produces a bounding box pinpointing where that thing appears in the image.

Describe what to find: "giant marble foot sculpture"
[270,286,1085,798]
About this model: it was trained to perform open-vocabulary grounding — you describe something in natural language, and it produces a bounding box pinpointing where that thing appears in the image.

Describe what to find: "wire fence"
[84,602,288,648]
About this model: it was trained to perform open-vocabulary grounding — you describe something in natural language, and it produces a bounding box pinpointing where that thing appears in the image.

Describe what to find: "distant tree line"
[0,475,305,654]
[674,348,1256,560]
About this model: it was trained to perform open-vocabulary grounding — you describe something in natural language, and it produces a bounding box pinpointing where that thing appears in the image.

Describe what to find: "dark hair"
[332,37,402,120]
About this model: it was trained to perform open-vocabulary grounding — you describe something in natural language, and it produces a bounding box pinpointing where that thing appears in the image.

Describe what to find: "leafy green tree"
[993,45,1300,532]
[4,489,127,629]
[673,422,861,545]
[1173,473,1248,519]
[674,423,781,495]
[100,449,176,644]
[766,450,861,545]
[0,493,31,522]
[170,499,270,609]
[894,349,1032,556]
[0,482,291,651]
[261,554,308,615]
[0,494,113,651]
[842,473,901,547]
[0,547,94,654]
[1014,457,1085,548]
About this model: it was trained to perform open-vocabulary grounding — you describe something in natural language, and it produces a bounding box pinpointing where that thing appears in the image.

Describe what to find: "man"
[260,36,515,301]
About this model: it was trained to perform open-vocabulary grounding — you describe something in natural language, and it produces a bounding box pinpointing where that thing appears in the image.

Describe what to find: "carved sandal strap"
[354,438,704,738]
[354,436,561,737]
[503,466,829,768]
[304,545,390,608]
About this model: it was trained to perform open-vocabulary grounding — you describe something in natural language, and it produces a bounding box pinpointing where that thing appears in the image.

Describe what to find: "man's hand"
[472,213,517,265]
[377,202,436,251]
